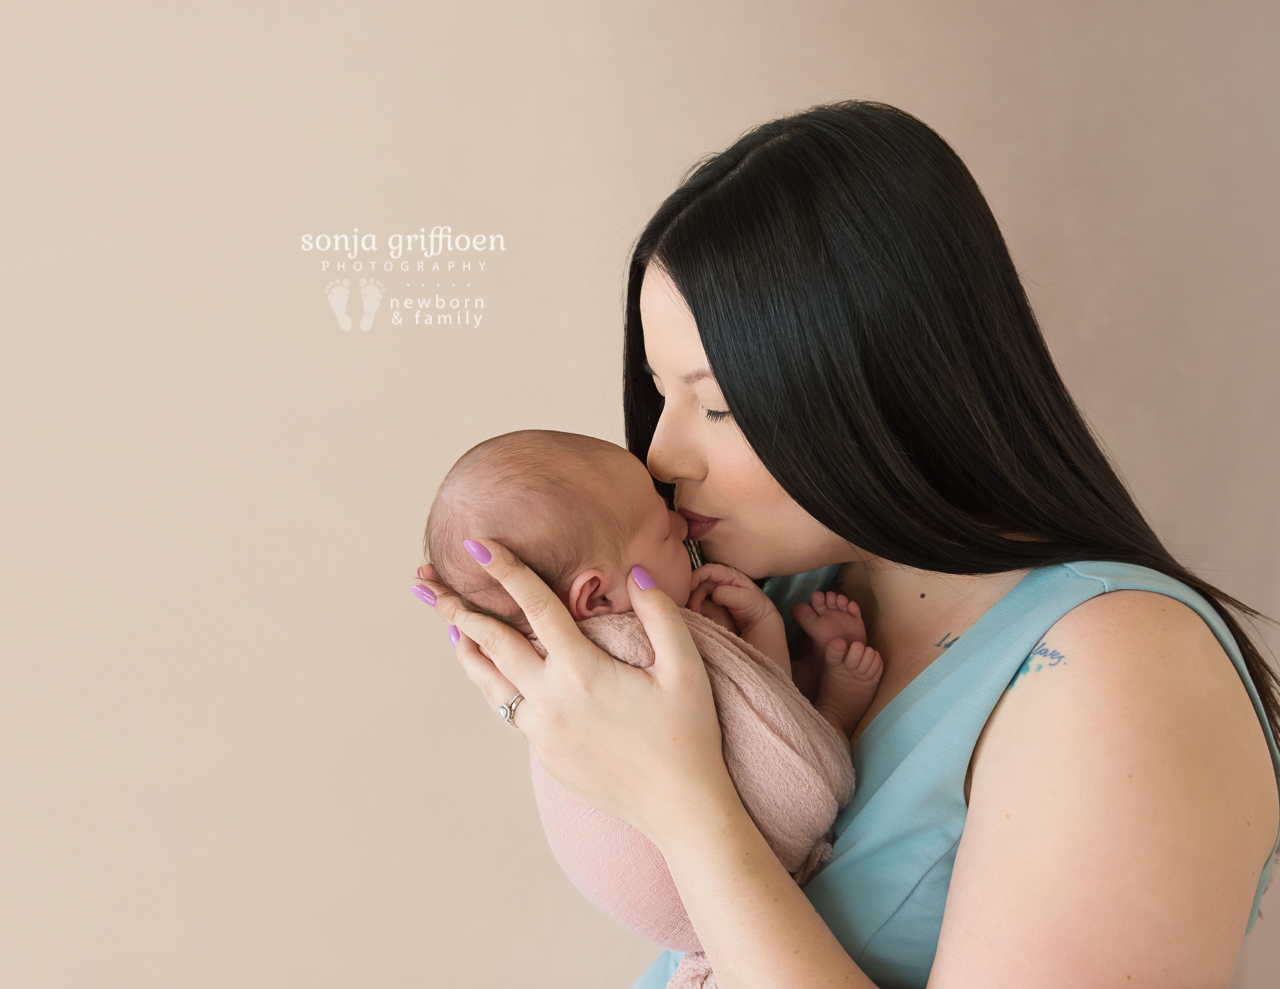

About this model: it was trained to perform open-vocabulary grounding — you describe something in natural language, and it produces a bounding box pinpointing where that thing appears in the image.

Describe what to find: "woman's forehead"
[640,266,705,369]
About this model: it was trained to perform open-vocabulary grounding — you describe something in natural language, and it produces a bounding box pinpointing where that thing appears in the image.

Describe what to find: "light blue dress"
[630,561,1280,989]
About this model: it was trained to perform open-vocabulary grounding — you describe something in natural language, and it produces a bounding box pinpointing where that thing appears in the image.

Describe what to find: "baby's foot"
[815,639,883,741]
[793,590,866,656]
[359,277,384,330]
[326,278,352,331]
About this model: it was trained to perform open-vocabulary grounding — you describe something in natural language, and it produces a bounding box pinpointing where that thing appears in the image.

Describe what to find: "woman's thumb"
[629,565,703,672]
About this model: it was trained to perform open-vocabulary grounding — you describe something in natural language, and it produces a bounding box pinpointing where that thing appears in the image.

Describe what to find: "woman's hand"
[413,538,740,843]
[417,543,877,989]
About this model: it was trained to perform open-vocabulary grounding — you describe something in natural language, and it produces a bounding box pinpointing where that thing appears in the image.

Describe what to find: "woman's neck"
[837,558,1031,735]
[849,560,1028,642]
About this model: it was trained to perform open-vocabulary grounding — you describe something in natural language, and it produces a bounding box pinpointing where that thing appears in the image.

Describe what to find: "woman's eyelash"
[704,409,732,422]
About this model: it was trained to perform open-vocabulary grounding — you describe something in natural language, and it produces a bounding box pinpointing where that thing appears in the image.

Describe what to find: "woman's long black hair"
[622,99,1279,742]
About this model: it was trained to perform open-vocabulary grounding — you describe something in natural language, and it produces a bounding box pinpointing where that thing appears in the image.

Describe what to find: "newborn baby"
[423,429,882,987]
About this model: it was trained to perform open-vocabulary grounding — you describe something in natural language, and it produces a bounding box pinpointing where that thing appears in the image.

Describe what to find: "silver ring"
[498,691,524,728]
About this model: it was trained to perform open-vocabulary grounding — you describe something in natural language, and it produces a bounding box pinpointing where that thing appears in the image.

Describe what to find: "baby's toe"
[835,593,849,610]
[854,645,884,680]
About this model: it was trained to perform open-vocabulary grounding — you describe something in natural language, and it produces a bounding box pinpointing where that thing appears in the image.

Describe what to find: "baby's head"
[424,430,693,634]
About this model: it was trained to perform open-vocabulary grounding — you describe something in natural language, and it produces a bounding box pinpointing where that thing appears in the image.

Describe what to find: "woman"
[414,101,1280,987]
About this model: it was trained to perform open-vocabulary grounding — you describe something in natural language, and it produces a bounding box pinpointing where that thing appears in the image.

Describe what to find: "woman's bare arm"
[931,590,1278,988]
[654,782,874,989]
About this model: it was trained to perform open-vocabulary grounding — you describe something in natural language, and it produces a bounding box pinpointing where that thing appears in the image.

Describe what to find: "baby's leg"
[815,638,883,741]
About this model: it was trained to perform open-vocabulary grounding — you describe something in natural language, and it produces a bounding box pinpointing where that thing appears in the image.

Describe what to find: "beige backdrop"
[2,2,1276,987]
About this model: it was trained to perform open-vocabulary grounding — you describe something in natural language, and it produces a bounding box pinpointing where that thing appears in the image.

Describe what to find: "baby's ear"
[567,568,616,621]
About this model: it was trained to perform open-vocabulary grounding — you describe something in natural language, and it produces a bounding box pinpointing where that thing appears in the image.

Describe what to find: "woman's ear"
[567,569,619,620]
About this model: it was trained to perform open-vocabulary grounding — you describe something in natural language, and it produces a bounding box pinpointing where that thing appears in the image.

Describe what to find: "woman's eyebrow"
[642,358,713,384]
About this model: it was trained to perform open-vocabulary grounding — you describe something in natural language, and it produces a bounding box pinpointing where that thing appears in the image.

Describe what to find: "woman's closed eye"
[642,356,729,421]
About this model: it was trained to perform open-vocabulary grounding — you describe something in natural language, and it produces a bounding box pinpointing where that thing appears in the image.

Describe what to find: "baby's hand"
[793,590,866,659]
[695,597,738,634]
[688,563,780,638]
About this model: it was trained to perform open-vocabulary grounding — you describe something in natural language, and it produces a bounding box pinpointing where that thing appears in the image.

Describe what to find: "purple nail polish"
[448,625,460,647]
[411,585,436,606]
[631,565,656,590]
[463,539,492,564]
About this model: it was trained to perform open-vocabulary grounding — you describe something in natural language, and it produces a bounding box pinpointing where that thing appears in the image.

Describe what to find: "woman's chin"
[699,537,760,579]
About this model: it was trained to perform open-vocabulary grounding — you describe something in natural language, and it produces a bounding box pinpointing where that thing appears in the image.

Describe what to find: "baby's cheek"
[665,570,693,607]
[656,552,693,608]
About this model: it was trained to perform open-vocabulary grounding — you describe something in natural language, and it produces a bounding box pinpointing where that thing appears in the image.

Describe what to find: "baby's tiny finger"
[710,583,756,610]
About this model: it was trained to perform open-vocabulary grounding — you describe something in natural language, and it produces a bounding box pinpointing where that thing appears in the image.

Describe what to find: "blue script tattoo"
[934,632,961,650]
[1009,639,1067,688]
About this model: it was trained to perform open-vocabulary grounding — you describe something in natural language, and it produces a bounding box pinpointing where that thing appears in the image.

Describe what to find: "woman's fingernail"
[463,539,492,564]
[631,565,656,590]
[410,585,436,606]
[448,625,460,646]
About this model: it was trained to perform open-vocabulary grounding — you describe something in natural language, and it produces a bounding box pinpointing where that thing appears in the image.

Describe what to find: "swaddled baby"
[423,429,882,988]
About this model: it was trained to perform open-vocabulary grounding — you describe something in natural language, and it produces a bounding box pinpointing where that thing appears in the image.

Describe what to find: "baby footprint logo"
[325,278,352,331]
[359,278,384,330]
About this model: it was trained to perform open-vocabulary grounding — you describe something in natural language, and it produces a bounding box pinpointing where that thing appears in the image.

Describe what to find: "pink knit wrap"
[527,607,855,989]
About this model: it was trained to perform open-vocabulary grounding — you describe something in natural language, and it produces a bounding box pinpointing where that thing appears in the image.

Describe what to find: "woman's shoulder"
[971,574,1276,783]
[979,577,1276,814]
[939,581,1280,983]
[967,584,1276,902]
[970,560,1272,739]
[1013,569,1271,747]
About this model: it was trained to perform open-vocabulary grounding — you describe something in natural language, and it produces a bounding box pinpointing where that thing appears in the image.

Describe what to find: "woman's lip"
[678,508,719,540]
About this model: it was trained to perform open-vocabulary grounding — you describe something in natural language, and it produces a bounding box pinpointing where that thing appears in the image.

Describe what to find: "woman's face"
[639,263,857,579]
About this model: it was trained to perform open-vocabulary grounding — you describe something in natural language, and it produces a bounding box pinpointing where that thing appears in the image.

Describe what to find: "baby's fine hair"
[424,429,637,627]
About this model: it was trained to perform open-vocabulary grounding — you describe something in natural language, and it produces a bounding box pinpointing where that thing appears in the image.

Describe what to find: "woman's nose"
[647,407,702,484]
